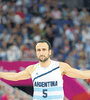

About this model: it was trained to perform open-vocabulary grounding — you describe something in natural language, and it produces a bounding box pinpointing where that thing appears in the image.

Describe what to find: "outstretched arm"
[60,62,90,79]
[0,65,34,81]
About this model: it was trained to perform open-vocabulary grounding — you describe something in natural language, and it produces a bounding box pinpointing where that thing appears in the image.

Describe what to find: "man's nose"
[40,50,44,55]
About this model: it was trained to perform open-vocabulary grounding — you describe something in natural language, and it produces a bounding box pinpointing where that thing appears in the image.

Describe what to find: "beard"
[37,55,50,62]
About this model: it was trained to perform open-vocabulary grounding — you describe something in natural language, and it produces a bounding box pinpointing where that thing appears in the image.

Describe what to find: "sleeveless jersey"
[31,60,64,100]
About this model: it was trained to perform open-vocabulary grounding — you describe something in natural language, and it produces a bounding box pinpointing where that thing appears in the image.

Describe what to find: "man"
[0,40,90,100]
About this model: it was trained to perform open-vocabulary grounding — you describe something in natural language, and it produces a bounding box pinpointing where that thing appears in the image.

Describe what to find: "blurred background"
[0,0,90,100]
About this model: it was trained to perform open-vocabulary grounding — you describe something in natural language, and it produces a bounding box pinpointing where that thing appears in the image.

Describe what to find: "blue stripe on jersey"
[33,95,63,99]
[33,66,59,82]
[34,86,63,92]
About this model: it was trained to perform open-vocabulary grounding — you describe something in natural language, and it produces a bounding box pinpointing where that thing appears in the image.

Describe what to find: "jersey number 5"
[43,89,48,98]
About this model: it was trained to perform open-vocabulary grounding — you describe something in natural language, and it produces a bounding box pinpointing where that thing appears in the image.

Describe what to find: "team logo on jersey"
[34,81,58,87]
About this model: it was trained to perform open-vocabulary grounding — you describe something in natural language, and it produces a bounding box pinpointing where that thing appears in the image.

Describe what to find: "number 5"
[43,89,48,98]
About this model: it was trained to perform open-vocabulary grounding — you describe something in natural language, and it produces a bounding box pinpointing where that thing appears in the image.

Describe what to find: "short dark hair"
[35,40,51,50]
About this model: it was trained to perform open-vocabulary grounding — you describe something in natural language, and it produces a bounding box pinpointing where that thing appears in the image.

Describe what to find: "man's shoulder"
[27,63,39,69]
[25,63,39,73]
[51,60,66,65]
[59,62,69,67]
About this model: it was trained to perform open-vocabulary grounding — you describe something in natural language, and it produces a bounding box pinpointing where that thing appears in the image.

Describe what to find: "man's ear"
[49,49,52,56]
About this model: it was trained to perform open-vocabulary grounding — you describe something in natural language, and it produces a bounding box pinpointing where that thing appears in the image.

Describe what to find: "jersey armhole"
[32,63,39,72]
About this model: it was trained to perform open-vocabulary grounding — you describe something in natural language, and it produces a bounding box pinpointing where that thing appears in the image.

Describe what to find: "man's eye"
[37,49,40,51]
[43,49,46,51]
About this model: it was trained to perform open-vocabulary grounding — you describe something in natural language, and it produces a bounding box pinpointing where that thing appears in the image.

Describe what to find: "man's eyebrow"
[37,48,47,50]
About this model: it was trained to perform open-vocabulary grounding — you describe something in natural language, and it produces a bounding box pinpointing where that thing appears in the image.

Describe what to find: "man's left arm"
[60,62,90,79]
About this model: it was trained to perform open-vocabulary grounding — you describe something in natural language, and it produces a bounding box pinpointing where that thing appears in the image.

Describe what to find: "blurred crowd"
[0,0,90,85]
[0,80,32,100]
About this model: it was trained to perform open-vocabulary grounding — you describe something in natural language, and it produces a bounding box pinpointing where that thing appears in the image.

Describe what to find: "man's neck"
[39,58,51,67]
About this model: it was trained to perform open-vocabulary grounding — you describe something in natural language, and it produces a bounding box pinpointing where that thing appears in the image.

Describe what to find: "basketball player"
[0,40,90,100]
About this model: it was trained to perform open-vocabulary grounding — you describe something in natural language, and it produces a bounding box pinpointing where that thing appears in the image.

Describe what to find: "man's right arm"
[0,65,34,81]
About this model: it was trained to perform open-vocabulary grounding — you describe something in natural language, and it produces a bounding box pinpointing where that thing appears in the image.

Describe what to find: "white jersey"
[31,60,64,100]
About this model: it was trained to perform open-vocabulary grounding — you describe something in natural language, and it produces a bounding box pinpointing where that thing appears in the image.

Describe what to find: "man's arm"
[60,62,90,79]
[0,65,34,81]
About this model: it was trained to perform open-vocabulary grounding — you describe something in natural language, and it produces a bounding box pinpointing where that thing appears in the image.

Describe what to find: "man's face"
[36,43,51,62]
